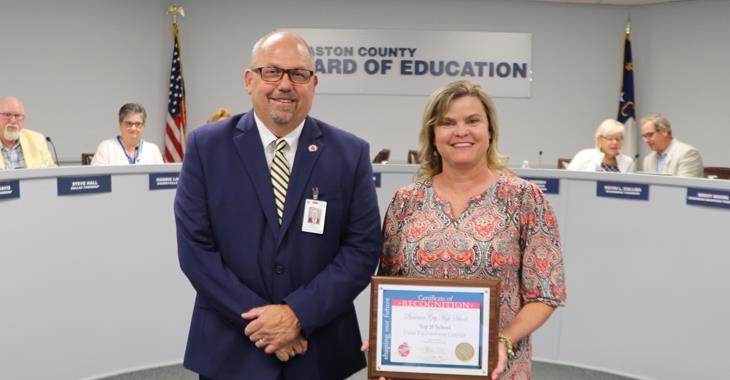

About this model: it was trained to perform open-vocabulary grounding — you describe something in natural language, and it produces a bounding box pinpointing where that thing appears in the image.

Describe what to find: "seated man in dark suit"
[174,31,382,380]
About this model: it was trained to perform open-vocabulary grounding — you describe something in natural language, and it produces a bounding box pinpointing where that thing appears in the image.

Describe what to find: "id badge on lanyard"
[302,187,326,234]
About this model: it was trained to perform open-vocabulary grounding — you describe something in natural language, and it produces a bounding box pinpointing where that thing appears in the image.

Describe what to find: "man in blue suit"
[174,31,382,380]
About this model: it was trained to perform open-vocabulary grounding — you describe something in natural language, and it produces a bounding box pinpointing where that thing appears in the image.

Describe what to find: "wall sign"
[289,28,532,97]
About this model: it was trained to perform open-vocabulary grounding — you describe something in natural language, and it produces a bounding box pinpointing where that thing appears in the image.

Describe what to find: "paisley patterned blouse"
[378,171,566,380]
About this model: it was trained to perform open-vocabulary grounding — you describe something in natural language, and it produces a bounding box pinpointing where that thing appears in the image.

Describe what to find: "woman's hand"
[360,340,390,380]
[490,341,508,380]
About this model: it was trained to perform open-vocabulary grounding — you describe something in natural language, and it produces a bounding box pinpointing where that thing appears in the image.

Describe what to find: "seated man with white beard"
[0,96,55,169]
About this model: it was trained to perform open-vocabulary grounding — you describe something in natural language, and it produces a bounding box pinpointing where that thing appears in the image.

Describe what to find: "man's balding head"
[250,31,315,69]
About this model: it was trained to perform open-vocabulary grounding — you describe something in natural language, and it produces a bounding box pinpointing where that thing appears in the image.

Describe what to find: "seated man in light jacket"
[640,113,703,177]
[0,96,55,169]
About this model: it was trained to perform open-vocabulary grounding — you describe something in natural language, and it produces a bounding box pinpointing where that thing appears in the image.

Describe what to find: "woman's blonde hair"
[207,107,232,124]
[417,80,505,179]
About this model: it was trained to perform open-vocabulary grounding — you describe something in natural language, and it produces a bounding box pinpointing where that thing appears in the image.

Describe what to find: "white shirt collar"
[254,112,304,146]
[253,111,305,166]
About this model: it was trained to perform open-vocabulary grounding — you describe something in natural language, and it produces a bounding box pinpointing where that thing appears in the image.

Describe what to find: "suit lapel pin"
[308,144,318,152]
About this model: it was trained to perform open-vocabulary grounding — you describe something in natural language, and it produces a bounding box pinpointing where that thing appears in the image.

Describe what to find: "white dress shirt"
[254,112,304,170]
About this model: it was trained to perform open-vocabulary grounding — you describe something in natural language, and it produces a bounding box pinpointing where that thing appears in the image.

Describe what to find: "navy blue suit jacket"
[175,111,382,380]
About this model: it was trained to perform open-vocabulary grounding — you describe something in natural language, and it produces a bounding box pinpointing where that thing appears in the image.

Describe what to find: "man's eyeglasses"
[122,121,144,129]
[253,67,314,84]
[0,112,25,121]
[641,131,656,139]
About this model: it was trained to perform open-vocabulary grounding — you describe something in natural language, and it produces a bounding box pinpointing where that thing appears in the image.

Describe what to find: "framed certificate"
[368,276,499,380]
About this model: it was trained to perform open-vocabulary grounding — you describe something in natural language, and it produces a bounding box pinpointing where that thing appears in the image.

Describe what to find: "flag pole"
[163,4,188,162]
[626,15,636,158]
[170,4,186,148]
[166,4,185,24]
[617,15,638,160]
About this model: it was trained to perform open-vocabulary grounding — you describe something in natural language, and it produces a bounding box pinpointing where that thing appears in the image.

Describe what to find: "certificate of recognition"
[369,277,499,380]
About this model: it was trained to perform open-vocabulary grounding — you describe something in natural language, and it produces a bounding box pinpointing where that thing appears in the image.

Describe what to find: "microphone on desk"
[538,150,543,168]
[45,136,60,166]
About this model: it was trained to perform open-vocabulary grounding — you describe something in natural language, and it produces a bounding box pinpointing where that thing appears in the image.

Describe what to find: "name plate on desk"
[373,172,382,188]
[686,188,730,209]
[57,175,111,196]
[369,277,499,380]
[597,181,649,200]
[0,180,20,200]
[523,177,559,194]
[149,173,179,190]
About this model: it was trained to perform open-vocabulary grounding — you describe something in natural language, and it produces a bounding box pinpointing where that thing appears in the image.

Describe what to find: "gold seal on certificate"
[455,342,475,362]
[368,276,499,380]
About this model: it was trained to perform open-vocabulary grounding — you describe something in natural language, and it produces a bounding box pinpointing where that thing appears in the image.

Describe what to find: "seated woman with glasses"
[566,119,635,172]
[91,103,164,165]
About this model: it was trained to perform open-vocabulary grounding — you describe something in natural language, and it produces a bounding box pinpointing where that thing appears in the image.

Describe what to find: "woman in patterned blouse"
[378,80,566,380]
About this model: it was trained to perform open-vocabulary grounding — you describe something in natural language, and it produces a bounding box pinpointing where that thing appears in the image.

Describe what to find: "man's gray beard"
[3,128,20,142]
[269,110,293,126]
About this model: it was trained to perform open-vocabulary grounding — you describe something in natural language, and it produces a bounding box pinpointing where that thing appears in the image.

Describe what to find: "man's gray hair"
[640,112,672,136]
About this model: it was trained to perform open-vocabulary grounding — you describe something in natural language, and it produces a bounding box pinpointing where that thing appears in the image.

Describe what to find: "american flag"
[164,22,187,163]
[617,22,637,159]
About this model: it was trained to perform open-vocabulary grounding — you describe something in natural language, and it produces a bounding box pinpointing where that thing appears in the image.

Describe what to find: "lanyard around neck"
[117,136,142,164]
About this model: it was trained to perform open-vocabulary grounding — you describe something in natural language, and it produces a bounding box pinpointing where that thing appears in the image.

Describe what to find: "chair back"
[372,149,390,164]
[557,158,572,169]
[704,167,730,180]
[81,153,94,165]
[407,150,420,164]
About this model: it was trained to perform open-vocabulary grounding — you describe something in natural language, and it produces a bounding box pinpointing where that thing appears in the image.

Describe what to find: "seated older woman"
[378,80,566,380]
[567,119,635,172]
[91,103,164,165]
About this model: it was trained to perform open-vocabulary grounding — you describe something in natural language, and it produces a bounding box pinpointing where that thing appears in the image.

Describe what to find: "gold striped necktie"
[270,138,290,224]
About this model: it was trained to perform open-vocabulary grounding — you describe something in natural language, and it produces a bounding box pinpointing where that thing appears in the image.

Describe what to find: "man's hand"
[273,333,308,362]
[243,304,301,353]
